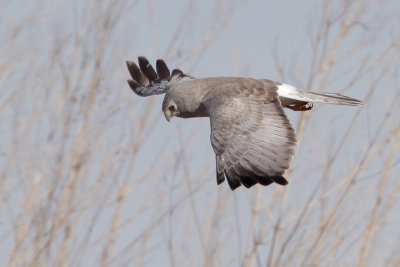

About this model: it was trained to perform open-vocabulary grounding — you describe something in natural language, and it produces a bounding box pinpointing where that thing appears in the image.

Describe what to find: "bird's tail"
[298,91,363,106]
[277,83,364,106]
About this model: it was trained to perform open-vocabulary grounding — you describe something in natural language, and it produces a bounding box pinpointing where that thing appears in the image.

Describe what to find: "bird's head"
[162,94,184,122]
[161,72,198,121]
[162,100,178,122]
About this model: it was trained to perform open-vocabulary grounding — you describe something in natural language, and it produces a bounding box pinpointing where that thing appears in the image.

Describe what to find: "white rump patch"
[277,83,306,101]
[277,83,320,103]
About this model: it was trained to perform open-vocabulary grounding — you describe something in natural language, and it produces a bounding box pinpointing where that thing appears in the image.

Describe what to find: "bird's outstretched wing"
[126,57,189,97]
[204,84,297,190]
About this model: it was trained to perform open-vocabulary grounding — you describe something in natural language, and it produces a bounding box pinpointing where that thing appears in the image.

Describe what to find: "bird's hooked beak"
[164,110,172,122]
[163,101,177,122]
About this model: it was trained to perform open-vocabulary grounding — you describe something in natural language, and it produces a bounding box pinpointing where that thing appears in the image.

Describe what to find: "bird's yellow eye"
[168,105,175,112]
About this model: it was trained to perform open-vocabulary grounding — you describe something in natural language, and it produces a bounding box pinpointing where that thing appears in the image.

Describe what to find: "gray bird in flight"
[126,57,363,190]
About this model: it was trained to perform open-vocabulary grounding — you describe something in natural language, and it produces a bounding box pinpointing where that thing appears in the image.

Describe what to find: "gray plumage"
[126,57,363,190]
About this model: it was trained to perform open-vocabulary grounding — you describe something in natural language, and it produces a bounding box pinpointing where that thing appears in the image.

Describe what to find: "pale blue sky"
[1,0,399,266]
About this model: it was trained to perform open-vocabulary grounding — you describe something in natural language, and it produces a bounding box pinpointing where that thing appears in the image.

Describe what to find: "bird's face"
[162,98,179,122]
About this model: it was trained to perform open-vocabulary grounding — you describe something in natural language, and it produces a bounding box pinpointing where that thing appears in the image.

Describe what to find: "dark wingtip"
[127,79,133,87]
[127,79,140,90]
[137,56,148,64]
[272,175,289,186]
[171,69,184,77]
[257,176,274,186]
[127,79,146,96]
[126,60,141,81]
[229,183,241,190]
[239,177,258,188]
[156,59,170,80]
[224,170,241,190]
[216,172,225,185]
[138,56,157,82]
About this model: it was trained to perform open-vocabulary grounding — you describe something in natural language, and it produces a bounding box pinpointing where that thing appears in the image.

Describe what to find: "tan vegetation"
[0,0,399,266]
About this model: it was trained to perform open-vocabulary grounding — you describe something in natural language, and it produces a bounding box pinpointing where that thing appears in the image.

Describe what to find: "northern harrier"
[126,57,363,190]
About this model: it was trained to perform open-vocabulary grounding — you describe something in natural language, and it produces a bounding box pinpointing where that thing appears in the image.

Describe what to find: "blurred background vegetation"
[1,0,399,266]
